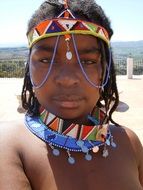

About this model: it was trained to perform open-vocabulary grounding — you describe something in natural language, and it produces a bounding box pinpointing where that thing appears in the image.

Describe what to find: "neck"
[40,106,105,126]
[63,116,94,127]
[39,107,108,139]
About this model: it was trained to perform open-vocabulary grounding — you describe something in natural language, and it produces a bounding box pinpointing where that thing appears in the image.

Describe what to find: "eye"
[81,60,98,65]
[39,58,51,64]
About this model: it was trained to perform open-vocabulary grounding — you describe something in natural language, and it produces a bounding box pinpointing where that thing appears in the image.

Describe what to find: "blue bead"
[87,115,99,125]
[106,139,110,146]
[76,140,84,147]
[46,134,56,141]
[81,146,89,153]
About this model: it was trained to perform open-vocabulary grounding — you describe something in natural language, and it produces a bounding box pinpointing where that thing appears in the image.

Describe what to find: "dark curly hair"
[22,0,119,125]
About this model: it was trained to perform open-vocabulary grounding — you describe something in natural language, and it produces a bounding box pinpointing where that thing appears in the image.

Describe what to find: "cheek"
[85,64,102,86]
[34,89,48,107]
[86,87,100,109]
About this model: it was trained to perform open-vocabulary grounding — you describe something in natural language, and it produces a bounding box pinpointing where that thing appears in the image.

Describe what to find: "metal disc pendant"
[85,154,92,161]
[111,142,117,148]
[66,51,72,60]
[68,157,75,164]
[103,149,109,158]
[53,149,60,156]
[81,146,89,153]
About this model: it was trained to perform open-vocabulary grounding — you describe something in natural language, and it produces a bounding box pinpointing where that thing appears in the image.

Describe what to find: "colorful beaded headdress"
[27,1,110,48]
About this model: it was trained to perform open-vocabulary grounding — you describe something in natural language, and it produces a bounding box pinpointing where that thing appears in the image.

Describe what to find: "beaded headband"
[27,10,110,48]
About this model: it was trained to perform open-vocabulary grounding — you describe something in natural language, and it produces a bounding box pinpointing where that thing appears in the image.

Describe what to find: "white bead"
[92,146,99,153]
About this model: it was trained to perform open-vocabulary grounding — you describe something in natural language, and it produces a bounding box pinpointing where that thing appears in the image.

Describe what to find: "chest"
[22,143,141,190]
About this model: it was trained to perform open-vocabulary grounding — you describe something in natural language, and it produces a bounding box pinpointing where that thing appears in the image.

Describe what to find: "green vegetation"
[0,46,27,78]
[133,58,143,75]
[0,60,25,78]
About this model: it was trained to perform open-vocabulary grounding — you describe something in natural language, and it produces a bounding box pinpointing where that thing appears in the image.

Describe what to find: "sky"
[0,0,143,46]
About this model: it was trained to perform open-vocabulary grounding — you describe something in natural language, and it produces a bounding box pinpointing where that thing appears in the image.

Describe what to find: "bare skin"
[0,120,143,190]
[0,36,143,189]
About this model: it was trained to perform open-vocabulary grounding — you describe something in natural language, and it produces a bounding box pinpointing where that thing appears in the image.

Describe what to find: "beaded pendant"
[66,51,72,60]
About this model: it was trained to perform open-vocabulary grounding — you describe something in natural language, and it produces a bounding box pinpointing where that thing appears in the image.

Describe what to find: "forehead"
[31,34,99,50]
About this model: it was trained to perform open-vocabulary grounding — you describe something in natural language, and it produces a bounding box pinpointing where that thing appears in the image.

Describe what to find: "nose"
[54,64,80,87]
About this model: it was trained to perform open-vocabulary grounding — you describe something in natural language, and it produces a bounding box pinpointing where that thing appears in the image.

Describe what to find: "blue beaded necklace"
[25,110,116,164]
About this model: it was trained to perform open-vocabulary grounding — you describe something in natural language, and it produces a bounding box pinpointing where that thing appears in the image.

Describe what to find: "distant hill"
[0,47,28,60]
[111,40,143,58]
[0,41,143,60]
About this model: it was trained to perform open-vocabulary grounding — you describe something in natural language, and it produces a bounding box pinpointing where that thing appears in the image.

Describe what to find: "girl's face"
[30,35,102,123]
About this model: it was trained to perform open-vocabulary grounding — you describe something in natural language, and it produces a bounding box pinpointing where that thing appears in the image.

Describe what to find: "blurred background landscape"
[0,40,143,78]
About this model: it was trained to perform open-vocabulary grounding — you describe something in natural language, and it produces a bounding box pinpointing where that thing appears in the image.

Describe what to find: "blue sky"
[0,0,143,46]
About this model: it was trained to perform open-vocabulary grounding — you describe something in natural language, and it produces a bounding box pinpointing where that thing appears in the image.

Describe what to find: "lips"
[52,95,84,109]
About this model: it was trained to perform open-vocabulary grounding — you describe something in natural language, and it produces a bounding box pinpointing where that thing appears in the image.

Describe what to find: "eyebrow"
[33,45,100,54]
[79,46,100,55]
[33,45,54,52]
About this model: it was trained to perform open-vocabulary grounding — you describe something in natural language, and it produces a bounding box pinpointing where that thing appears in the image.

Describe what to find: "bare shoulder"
[123,126,143,186]
[0,119,33,154]
[110,124,143,186]
[0,119,32,189]
[111,124,143,161]
[123,126,143,151]
[0,119,27,144]
[115,125,142,155]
